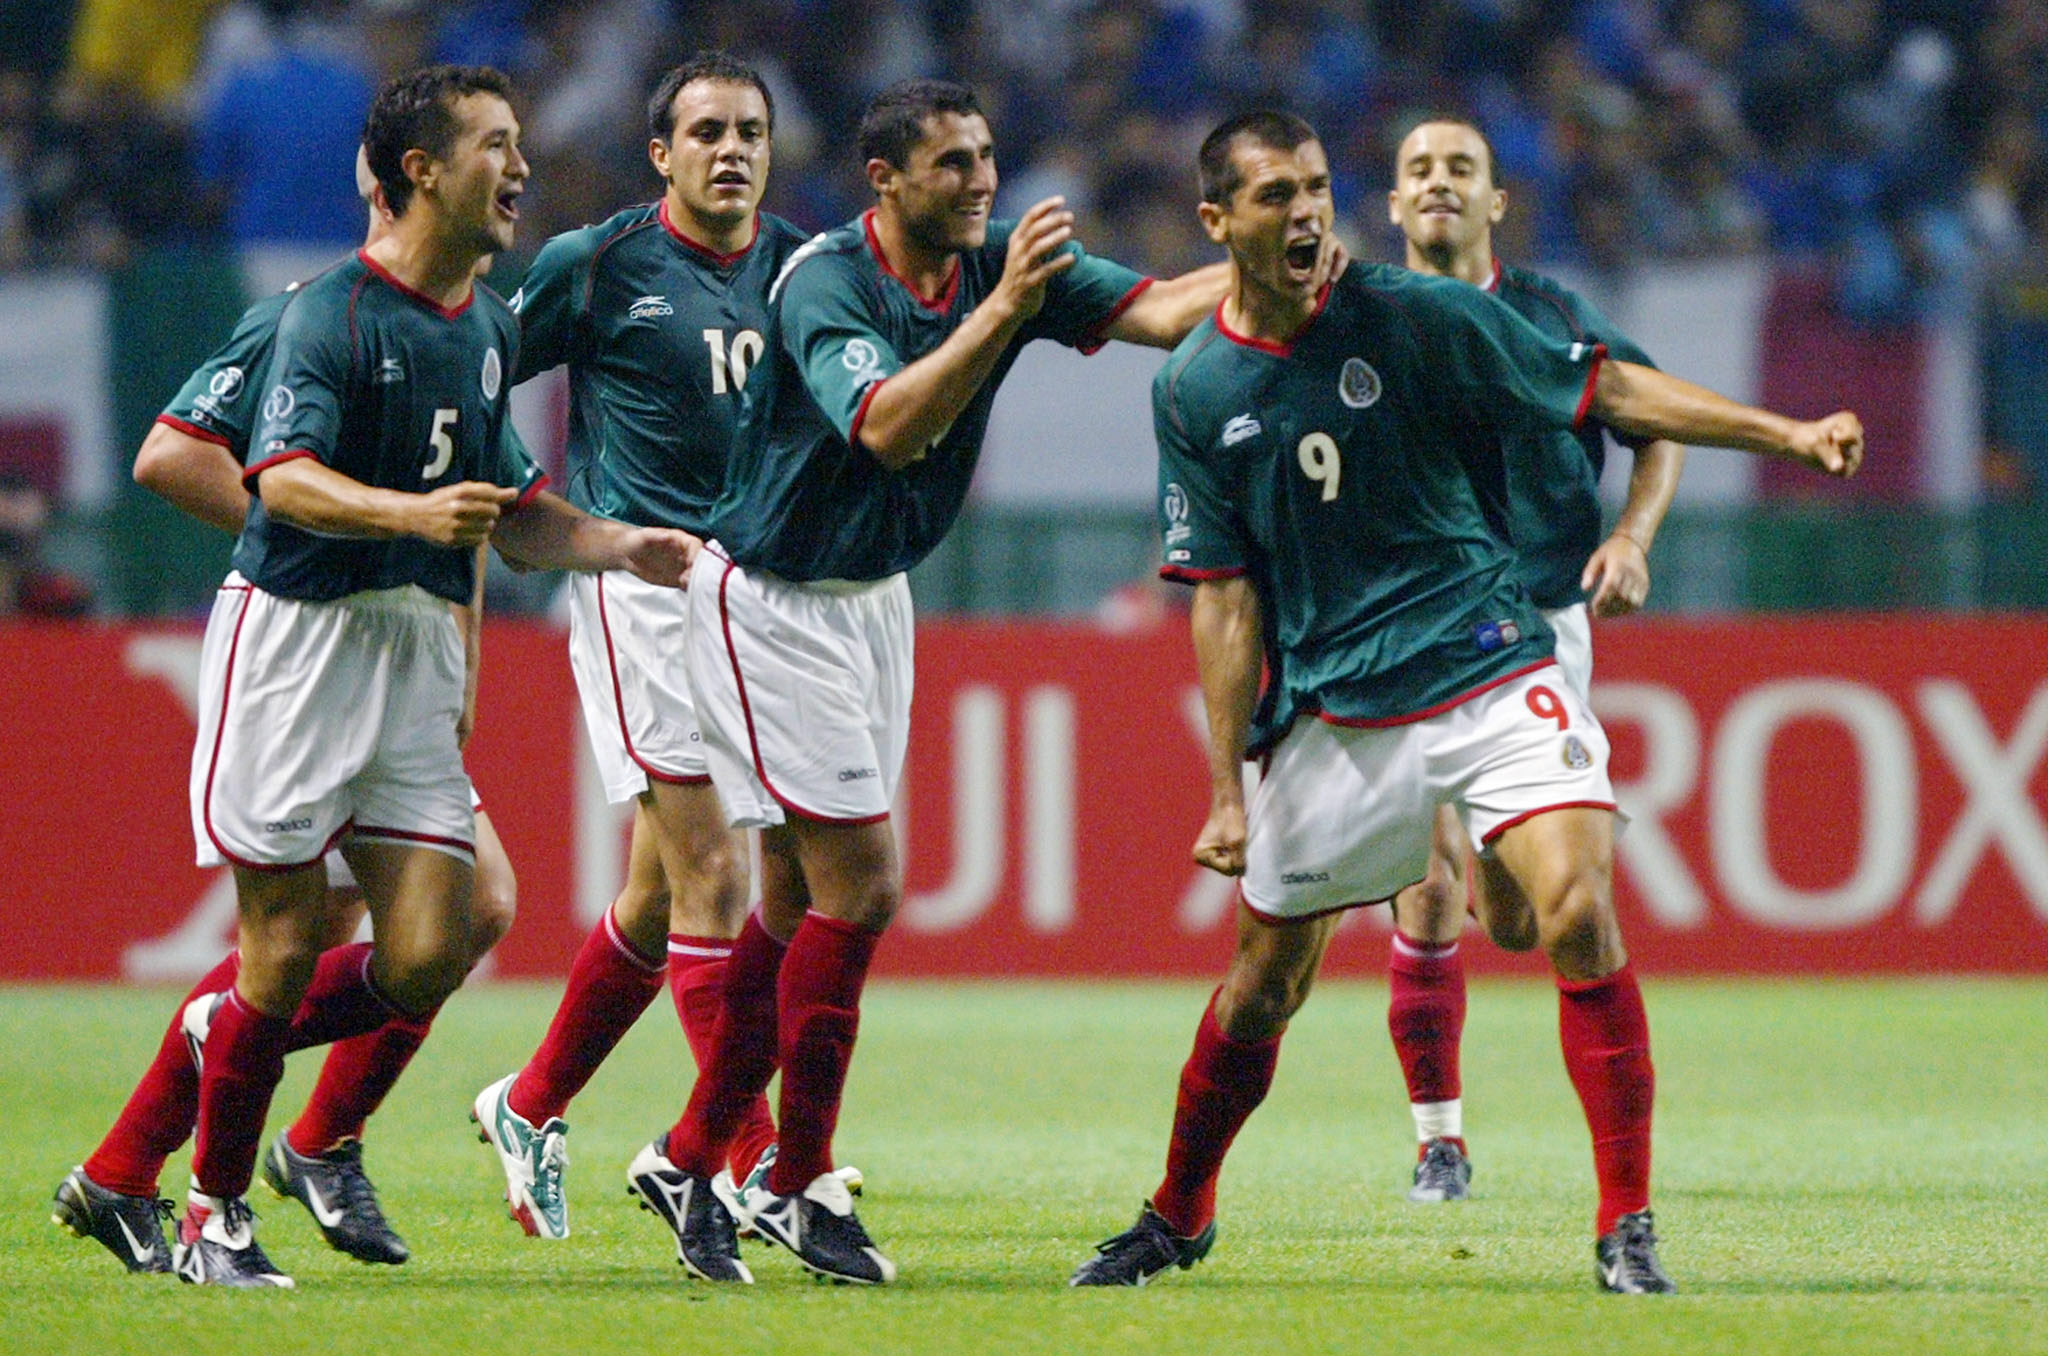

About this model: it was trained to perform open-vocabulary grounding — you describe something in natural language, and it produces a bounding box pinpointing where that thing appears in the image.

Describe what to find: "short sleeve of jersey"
[780,254,902,444]
[510,230,593,381]
[1561,286,1654,371]
[1154,366,1245,581]
[246,290,352,482]
[491,417,548,502]
[1024,233,1148,354]
[158,293,288,458]
[1413,278,1604,435]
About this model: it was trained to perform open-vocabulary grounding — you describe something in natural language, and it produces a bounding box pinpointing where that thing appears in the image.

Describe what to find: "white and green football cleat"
[469,1074,570,1239]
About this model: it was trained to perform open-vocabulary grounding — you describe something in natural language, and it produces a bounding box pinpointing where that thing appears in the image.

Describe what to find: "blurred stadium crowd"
[0,0,2040,316]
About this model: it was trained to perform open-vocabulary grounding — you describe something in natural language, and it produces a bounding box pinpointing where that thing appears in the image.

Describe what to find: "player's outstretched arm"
[258,459,515,545]
[1581,437,1685,617]
[856,196,1078,469]
[1189,575,1263,878]
[1592,360,1864,476]
[258,458,515,544]
[491,489,698,586]
[1103,262,1232,348]
[133,423,253,535]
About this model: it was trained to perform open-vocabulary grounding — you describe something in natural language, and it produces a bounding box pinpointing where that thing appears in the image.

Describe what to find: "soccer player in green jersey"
[1070,110,1860,1293]
[54,150,518,1277]
[170,66,697,1289]
[1374,117,1691,1205]
[659,78,1238,1284]
[471,52,857,1270]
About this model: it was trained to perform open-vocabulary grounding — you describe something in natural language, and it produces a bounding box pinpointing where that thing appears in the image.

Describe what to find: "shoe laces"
[1093,1211,1177,1267]
[324,1142,385,1224]
[533,1128,569,1209]
[1613,1212,1661,1266]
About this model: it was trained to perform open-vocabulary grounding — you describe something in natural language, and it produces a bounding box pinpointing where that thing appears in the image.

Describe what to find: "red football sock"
[285,1013,432,1156]
[1557,965,1655,1236]
[191,988,292,1200]
[669,934,779,1180]
[1149,991,1281,1238]
[285,943,411,1051]
[765,912,880,1196]
[83,951,239,1196]
[1387,933,1466,1110]
[667,912,789,1178]
[507,906,665,1125]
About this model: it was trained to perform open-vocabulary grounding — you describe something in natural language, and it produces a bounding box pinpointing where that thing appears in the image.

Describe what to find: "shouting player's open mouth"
[1284,233,1321,280]
[494,185,522,221]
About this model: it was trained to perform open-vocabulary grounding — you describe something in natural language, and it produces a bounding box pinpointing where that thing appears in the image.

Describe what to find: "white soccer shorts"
[684,545,912,829]
[567,568,710,803]
[1242,663,1616,920]
[190,574,475,870]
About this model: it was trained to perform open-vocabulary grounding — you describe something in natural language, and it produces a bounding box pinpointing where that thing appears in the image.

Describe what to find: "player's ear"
[864,157,897,199]
[1197,198,1229,246]
[648,137,671,183]
[1387,187,1402,227]
[1488,187,1507,225]
[402,146,435,198]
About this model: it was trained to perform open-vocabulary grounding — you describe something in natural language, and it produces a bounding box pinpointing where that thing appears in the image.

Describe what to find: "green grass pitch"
[5,978,2046,1354]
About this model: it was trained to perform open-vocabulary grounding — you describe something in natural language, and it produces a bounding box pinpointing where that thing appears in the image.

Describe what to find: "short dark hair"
[1198,109,1319,205]
[363,65,515,216]
[857,78,983,170]
[1393,114,1501,184]
[646,50,776,142]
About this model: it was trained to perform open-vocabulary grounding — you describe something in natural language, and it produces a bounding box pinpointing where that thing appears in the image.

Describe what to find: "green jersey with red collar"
[1154,262,1603,751]
[709,209,1150,582]
[512,202,810,532]
[235,251,545,605]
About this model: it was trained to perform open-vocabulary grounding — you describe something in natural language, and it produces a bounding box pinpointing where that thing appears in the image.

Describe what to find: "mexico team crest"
[481,348,503,400]
[1562,734,1593,770]
[1339,357,1381,409]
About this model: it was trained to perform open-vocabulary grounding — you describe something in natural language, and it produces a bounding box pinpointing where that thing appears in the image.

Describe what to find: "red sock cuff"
[1556,963,1633,995]
[603,905,666,972]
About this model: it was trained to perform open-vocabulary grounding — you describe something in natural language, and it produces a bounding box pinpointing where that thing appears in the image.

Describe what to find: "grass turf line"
[5,978,2046,1355]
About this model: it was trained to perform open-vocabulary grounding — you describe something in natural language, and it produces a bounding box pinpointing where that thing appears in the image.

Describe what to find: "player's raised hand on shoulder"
[1787,411,1864,478]
[416,482,516,547]
[1582,532,1651,617]
[1193,800,1248,877]
[995,196,1077,322]
[1321,233,1351,284]
[620,527,700,589]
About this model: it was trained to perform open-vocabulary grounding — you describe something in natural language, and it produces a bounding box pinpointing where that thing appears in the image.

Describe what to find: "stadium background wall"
[4,616,2044,980]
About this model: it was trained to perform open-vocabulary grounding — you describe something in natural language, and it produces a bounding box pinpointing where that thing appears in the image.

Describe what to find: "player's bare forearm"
[133,423,252,534]
[1191,577,1261,807]
[855,301,1024,469]
[1591,361,1864,475]
[1612,438,1684,551]
[1190,577,1260,877]
[493,491,698,585]
[1106,263,1232,348]
[258,459,514,546]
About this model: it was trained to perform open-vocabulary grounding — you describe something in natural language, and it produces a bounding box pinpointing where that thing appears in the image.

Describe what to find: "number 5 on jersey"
[424,407,457,480]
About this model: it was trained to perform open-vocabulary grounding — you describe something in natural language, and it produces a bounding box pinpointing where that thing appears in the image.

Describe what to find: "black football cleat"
[1407,1137,1473,1203]
[262,1133,409,1264]
[1596,1210,1677,1294]
[625,1136,752,1282]
[749,1169,895,1285]
[172,1195,294,1289]
[52,1167,175,1274]
[1069,1202,1215,1287]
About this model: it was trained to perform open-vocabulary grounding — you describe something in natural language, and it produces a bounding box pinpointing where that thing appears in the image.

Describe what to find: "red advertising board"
[3,615,2044,980]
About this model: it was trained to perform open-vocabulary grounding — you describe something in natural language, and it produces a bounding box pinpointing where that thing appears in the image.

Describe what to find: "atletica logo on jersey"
[628,294,674,319]
[374,357,406,385]
[1222,413,1262,446]
[482,348,502,400]
[1338,357,1382,409]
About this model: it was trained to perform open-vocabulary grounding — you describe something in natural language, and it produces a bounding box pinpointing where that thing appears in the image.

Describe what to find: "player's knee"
[468,868,517,963]
[1535,881,1614,968]
[1483,899,1541,952]
[380,948,471,1013]
[1218,967,1312,1040]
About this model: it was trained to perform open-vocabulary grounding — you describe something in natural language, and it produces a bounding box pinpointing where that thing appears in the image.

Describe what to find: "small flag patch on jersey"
[1473,619,1524,653]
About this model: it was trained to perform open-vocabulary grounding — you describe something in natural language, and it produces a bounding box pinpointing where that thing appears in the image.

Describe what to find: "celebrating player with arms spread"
[170,66,694,1289]
[1374,116,1690,1204]
[53,149,519,1279]
[1071,110,1860,1293]
[470,52,827,1266]
[655,78,1234,1285]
